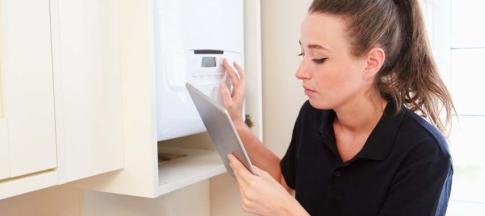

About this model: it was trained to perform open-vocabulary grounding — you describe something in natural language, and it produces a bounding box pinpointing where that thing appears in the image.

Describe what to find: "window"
[424,0,485,214]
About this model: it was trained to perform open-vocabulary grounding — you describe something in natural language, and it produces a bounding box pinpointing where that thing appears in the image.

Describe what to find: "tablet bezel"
[186,82,256,176]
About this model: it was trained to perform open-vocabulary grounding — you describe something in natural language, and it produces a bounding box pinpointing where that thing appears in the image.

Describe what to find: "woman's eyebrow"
[298,40,332,52]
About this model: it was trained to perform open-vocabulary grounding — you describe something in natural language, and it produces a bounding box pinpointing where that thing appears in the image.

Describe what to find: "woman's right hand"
[228,154,310,216]
[219,58,246,127]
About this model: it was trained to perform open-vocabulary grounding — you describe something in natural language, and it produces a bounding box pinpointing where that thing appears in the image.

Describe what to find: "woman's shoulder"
[396,108,451,159]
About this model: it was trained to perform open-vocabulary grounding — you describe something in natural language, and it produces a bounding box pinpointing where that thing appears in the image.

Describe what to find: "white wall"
[0,184,83,216]
[0,179,211,216]
[83,181,210,216]
[261,0,312,156]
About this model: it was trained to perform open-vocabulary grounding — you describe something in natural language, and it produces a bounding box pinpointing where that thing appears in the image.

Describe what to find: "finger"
[219,83,233,108]
[232,164,249,190]
[228,154,253,184]
[233,62,246,82]
[251,165,264,176]
[252,165,272,179]
[233,169,248,189]
[231,62,246,100]
[223,58,240,87]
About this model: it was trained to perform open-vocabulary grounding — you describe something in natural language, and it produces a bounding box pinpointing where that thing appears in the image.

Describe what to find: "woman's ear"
[364,47,386,79]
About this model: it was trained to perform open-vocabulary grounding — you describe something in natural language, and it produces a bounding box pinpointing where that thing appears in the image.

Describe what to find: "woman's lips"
[304,87,316,96]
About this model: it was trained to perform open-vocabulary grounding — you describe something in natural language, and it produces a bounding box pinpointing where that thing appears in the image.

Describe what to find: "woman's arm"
[233,121,293,192]
[220,59,309,215]
[219,59,292,191]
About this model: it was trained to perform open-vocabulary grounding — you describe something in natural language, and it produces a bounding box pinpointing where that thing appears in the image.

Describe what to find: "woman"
[220,0,454,215]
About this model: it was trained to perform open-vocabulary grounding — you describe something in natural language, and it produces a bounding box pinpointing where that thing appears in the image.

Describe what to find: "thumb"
[252,165,270,178]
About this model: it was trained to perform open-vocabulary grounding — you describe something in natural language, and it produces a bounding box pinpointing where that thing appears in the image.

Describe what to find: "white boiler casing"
[154,0,244,141]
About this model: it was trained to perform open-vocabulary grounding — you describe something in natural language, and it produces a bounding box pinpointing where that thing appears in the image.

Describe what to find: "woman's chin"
[308,98,332,110]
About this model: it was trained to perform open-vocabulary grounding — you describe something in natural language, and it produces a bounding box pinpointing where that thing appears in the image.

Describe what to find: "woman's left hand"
[228,154,308,216]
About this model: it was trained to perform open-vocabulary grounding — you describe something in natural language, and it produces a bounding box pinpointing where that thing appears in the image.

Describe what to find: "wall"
[261,0,312,156]
[0,179,210,216]
[0,183,83,216]
[83,181,210,216]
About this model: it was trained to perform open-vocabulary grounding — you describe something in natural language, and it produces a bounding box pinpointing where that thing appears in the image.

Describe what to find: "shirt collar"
[317,99,405,161]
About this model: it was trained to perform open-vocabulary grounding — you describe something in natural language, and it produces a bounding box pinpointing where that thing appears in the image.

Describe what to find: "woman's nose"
[295,62,311,80]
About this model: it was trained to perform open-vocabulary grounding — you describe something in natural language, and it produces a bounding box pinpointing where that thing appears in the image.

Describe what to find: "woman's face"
[296,13,370,110]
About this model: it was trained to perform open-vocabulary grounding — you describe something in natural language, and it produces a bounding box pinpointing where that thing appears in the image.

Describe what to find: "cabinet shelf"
[156,147,226,196]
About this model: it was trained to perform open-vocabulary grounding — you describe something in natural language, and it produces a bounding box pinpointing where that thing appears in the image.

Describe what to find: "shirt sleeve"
[378,138,453,216]
[280,102,308,189]
[280,135,297,189]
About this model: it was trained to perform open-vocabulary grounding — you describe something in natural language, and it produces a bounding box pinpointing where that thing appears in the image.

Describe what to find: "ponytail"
[309,0,455,134]
[385,0,454,133]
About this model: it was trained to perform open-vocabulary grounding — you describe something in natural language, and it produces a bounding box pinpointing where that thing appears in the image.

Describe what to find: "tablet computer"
[186,82,256,176]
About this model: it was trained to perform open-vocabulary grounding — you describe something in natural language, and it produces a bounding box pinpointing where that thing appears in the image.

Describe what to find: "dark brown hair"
[309,0,455,133]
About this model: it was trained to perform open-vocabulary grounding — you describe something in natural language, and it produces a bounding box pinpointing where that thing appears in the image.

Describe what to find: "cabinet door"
[51,0,123,182]
[0,0,8,181]
[1,0,57,178]
[0,119,8,180]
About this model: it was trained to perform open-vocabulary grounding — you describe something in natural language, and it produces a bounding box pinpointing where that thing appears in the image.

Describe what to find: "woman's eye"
[312,58,327,64]
[297,53,327,64]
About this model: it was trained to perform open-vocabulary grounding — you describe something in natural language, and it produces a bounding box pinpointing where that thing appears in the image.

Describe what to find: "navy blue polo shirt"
[280,100,453,216]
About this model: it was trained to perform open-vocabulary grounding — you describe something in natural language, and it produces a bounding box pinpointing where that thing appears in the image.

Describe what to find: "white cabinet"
[0,0,59,200]
[0,119,8,180]
[50,0,123,184]
[0,0,124,199]
[1,75,7,180]
[77,0,262,198]
[1,0,260,200]
[0,0,57,180]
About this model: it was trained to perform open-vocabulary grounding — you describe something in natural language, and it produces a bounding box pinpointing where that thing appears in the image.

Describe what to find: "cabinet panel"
[2,0,57,177]
[0,119,9,180]
[51,0,123,182]
[0,48,7,180]
[0,66,3,118]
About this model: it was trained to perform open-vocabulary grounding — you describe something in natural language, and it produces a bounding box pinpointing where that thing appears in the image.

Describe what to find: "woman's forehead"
[300,13,349,51]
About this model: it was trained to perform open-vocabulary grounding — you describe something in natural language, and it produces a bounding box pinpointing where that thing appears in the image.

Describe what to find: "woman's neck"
[333,90,387,135]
